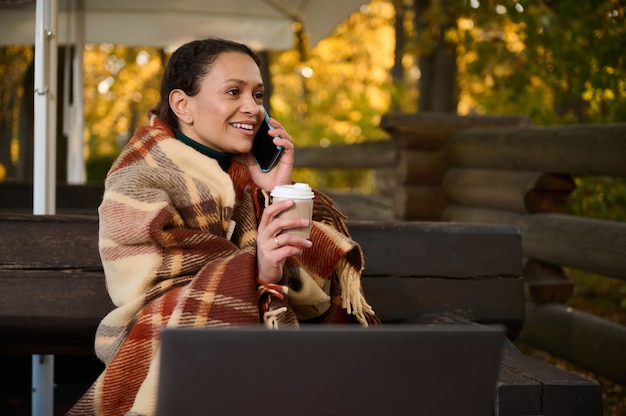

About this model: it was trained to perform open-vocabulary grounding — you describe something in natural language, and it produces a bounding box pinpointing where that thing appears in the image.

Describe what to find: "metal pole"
[33,0,58,215]
[31,355,55,415]
[33,0,58,414]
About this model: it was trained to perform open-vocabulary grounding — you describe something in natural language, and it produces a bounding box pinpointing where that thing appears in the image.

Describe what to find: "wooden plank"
[496,341,602,416]
[0,270,111,319]
[361,276,525,338]
[0,213,100,269]
[348,221,522,278]
[0,269,113,354]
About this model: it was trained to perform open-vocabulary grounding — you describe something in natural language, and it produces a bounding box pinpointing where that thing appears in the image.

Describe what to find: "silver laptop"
[156,325,504,416]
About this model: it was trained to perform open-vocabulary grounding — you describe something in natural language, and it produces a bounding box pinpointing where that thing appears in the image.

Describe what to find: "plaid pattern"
[68,116,378,416]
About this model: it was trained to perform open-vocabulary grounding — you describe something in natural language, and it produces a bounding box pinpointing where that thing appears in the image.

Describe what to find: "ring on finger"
[274,237,281,247]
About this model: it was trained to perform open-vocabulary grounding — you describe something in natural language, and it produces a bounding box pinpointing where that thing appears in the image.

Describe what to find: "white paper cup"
[270,183,314,239]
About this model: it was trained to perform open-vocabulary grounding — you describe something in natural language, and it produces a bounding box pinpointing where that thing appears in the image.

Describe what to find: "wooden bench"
[0,213,602,415]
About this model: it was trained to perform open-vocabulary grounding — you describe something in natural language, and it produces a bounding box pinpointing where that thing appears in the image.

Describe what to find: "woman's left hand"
[245,117,294,192]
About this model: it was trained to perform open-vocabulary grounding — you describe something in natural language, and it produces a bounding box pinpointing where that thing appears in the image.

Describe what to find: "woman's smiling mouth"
[230,122,254,130]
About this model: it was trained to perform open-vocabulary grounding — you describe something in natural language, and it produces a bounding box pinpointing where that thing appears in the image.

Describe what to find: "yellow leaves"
[366,86,390,111]
[504,28,525,54]
[82,45,164,159]
[458,18,475,32]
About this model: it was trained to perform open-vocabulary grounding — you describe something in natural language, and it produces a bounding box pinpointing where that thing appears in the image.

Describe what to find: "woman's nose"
[240,96,260,115]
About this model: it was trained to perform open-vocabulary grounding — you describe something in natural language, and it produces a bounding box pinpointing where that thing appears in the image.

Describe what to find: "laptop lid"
[156,325,504,416]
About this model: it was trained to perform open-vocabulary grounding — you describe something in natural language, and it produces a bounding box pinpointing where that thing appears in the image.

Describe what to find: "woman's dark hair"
[153,38,261,131]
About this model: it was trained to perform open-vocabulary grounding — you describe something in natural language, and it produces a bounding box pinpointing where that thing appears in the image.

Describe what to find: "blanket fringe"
[337,258,375,327]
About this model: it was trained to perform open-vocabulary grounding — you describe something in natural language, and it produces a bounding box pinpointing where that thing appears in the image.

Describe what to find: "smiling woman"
[67,37,379,416]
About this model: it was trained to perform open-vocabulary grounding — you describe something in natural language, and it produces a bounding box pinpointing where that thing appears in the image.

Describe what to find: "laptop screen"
[156,325,504,416]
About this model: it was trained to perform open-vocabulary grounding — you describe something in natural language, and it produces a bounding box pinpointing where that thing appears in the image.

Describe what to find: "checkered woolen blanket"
[68,115,378,416]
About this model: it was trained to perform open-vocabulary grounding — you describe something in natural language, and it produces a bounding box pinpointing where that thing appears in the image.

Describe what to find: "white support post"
[31,355,55,416]
[33,0,58,414]
[33,0,58,215]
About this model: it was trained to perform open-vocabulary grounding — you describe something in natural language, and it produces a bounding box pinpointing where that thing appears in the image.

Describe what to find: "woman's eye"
[227,89,240,96]
[254,92,264,101]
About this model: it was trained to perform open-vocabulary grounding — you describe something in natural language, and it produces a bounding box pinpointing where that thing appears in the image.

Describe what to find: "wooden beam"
[448,123,626,176]
[397,149,448,184]
[295,140,395,169]
[520,302,626,385]
[523,260,574,304]
[496,341,602,416]
[380,112,531,149]
[442,169,575,213]
[0,213,100,268]
[348,220,522,278]
[442,207,626,281]
[392,185,447,220]
[362,276,525,337]
[0,270,113,355]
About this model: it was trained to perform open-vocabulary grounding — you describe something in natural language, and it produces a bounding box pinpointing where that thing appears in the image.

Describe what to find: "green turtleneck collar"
[174,129,232,171]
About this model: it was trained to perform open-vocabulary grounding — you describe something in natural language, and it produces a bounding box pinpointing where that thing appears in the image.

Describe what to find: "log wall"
[294,113,626,385]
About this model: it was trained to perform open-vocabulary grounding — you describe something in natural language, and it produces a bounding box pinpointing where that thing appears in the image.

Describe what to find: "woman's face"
[178,51,264,153]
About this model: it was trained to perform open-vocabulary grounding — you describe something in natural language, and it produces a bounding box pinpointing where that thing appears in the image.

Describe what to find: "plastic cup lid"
[270,183,314,199]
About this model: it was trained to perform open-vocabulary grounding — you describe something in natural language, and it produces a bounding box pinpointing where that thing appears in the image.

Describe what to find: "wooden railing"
[296,112,626,385]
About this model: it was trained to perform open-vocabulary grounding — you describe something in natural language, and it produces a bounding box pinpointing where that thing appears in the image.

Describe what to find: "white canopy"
[0,0,367,49]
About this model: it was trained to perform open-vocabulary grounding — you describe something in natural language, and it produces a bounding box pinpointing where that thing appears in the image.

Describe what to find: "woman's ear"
[169,89,192,124]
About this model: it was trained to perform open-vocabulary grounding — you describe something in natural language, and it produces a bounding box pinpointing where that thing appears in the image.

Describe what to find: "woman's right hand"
[246,117,294,192]
[256,199,312,284]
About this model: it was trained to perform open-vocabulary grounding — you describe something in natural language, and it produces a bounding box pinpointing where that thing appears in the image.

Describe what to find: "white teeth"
[231,122,253,130]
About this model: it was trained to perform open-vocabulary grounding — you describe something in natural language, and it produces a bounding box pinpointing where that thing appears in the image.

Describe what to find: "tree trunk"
[391,0,406,111]
[17,55,34,182]
[413,0,458,112]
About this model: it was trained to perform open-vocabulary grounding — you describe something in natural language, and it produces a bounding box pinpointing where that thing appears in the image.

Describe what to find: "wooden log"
[397,149,448,185]
[294,140,395,169]
[442,207,626,281]
[380,112,532,150]
[523,260,574,304]
[442,169,575,213]
[393,185,447,220]
[447,123,626,176]
[520,302,626,385]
